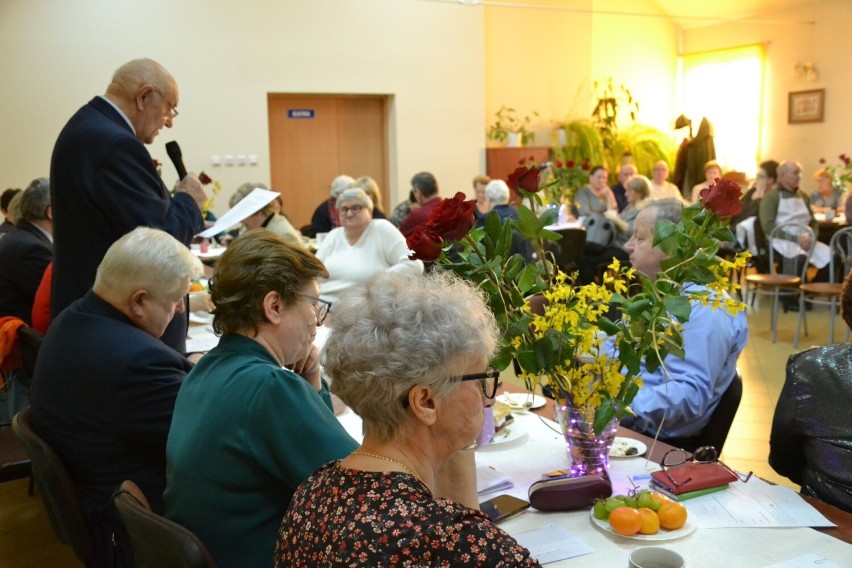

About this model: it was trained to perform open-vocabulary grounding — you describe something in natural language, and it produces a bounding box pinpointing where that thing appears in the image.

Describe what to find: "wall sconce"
[795,61,819,82]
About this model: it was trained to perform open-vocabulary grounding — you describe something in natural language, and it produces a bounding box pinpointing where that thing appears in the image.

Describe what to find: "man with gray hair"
[29,227,203,567]
[50,58,207,353]
[620,199,748,443]
[0,178,53,323]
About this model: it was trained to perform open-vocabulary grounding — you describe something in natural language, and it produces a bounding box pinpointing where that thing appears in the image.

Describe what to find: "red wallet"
[649,461,738,495]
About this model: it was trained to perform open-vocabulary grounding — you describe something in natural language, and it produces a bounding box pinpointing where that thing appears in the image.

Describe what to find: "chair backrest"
[767,222,816,277]
[698,372,743,455]
[828,226,852,283]
[551,228,586,273]
[15,326,44,391]
[0,426,31,483]
[113,480,216,568]
[11,407,95,565]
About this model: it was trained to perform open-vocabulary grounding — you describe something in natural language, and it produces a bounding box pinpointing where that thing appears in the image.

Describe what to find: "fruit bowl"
[590,510,696,541]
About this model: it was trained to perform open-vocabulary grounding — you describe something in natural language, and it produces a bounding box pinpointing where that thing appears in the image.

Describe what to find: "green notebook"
[650,480,729,502]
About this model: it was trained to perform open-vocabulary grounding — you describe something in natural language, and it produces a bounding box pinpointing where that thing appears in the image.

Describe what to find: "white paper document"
[196,187,279,238]
[763,553,842,568]
[512,524,594,564]
[476,466,514,495]
[682,476,836,529]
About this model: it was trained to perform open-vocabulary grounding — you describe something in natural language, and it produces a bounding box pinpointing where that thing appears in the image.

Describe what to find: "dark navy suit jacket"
[0,221,53,323]
[49,96,202,350]
[30,290,192,565]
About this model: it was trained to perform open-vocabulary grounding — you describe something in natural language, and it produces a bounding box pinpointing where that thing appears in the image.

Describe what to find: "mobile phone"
[479,494,530,523]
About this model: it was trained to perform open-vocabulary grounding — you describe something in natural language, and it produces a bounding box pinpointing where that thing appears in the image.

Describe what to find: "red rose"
[554,160,564,168]
[566,160,575,168]
[425,192,476,241]
[507,166,541,193]
[581,159,591,171]
[819,157,826,164]
[699,178,743,217]
[407,227,444,261]
[199,172,213,185]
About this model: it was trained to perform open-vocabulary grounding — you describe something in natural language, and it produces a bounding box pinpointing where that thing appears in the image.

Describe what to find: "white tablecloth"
[336,410,852,567]
[476,413,852,567]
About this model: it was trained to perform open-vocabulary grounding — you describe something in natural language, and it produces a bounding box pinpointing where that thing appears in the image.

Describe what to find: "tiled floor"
[0,295,839,565]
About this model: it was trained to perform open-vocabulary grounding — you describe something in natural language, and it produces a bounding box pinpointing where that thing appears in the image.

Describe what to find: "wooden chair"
[744,222,815,342]
[11,407,96,566]
[112,480,216,568]
[794,226,852,347]
[14,326,43,391]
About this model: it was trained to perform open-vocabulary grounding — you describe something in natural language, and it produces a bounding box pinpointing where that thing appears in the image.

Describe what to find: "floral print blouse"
[275,461,540,567]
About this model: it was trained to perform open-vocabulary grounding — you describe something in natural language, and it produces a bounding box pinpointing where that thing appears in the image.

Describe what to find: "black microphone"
[165,141,188,180]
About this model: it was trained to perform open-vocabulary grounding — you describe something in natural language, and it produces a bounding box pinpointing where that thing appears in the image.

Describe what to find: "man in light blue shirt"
[621,199,749,440]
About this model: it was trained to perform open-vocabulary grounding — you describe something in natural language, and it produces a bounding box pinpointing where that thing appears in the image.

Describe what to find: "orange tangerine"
[637,507,660,535]
[608,506,642,536]
[657,501,688,530]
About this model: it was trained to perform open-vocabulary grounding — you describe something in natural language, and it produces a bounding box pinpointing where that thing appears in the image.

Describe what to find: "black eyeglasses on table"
[661,445,753,488]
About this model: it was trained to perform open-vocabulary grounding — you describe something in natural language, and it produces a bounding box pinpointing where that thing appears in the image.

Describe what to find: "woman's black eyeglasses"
[459,368,500,399]
[298,293,332,326]
[661,445,753,488]
[401,368,500,408]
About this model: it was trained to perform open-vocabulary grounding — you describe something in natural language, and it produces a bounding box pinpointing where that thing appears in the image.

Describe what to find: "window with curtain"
[680,44,765,174]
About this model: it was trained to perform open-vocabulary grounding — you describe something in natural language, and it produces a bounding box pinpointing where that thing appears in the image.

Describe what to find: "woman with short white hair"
[276,271,539,566]
[316,188,423,304]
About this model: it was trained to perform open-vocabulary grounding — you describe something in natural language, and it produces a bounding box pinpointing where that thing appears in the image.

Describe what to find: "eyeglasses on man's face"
[661,445,753,488]
[297,293,331,326]
[339,205,364,216]
[153,88,179,120]
[459,368,500,399]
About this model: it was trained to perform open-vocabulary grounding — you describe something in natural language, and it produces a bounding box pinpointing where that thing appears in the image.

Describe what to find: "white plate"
[189,312,214,324]
[496,393,547,410]
[590,510,696,541]
[477,423,527,450]
[610,437,647,458]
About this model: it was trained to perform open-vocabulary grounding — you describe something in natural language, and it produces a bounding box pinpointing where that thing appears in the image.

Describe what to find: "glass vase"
[554,402,619,478]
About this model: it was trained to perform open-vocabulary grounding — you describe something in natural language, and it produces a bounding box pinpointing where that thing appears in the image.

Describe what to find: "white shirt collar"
[98,95,136,135]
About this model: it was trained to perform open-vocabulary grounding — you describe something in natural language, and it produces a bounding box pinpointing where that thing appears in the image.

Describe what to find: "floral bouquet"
[819,153,852,188]
[407,167,748,435]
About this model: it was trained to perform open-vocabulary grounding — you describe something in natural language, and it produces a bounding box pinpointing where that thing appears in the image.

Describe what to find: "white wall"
[0,0,485,213]
[682,0,852,179]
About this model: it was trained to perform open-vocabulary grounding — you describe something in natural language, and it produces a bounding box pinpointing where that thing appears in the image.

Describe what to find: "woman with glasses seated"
[164,230,359,568]
[316,187,423,305]
[275,272,539,566]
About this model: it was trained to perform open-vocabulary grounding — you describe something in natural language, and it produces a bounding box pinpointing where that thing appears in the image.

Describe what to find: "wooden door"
[268,94,388,229]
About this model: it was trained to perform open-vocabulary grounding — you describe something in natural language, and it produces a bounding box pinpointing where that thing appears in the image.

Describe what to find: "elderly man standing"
[0,178,53,324]
[621,199,749,443]
[29,227,203,567]
[50,58,206,353]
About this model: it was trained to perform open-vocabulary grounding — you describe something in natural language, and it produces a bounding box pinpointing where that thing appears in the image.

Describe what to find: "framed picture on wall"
[788,89,825,124]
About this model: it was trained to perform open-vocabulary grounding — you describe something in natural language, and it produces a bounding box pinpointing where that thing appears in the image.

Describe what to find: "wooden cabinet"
[486,147,550,181]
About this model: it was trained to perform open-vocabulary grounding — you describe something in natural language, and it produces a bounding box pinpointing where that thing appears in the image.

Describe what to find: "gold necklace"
[350,450,419,479]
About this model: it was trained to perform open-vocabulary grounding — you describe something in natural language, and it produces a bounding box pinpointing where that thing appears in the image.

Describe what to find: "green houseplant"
[487,105,539,147]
